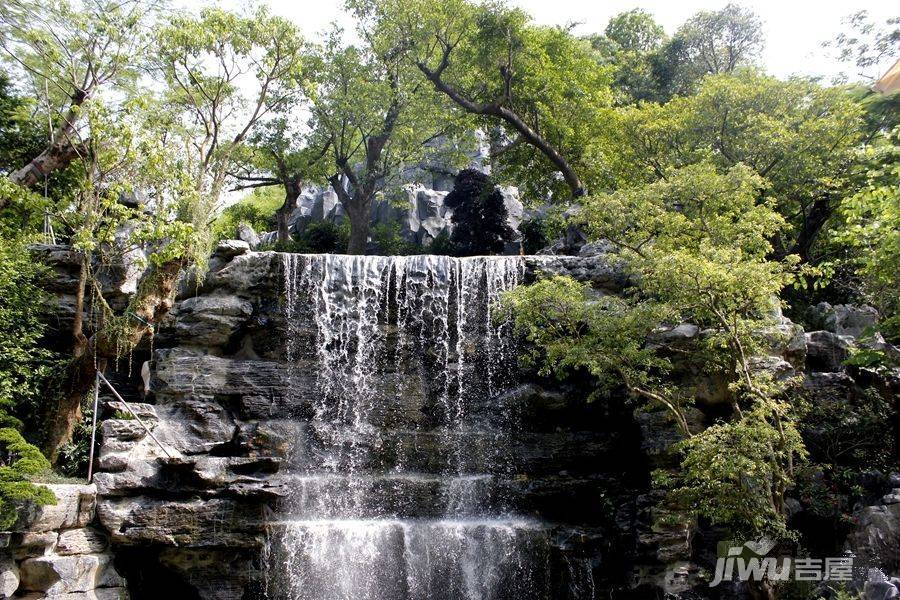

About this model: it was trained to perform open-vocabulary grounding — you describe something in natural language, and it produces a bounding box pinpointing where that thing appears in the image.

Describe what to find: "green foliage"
[211,188,282,242]
[613,70,865,262]
[55,405,92,478]
[828,126,899,322]
[0,427,56,530]
[444,169,513,256]
[370,222,418,256]
[0,72,44,174]
[288,221,350,254]
[428,231,455,256]
[355,0,615,199]
[0,233,58,527]
[590,9,667,104]
[663,398,806,540]
[0,233,57,420]
[505,160,807,539]
[659,3,764,97]
[825,11,900,81]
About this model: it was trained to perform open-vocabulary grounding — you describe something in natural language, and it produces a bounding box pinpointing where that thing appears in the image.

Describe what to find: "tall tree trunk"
[42,257,184,463]
[789,196,833,263]
[346,203,371,255]
[277,177,302,245]
[71,254,90,356]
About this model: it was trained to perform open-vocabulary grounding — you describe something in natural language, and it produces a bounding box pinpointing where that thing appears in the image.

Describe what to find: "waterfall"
[265,254,555,600]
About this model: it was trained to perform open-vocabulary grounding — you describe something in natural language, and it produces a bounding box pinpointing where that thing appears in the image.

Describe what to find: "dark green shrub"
[444,169,513,256]
[291,221,350,254]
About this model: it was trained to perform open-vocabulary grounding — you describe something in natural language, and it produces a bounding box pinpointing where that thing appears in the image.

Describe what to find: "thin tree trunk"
[789,196,833,262]
[42,257,184,463]
[71,255,90,357]
[277,178,302,245]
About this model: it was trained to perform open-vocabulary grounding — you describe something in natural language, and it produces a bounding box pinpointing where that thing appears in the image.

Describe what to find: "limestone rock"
[811,302,880,338]
[649,323,700,346]
[884,489,900,505]
[154,398,237,455]
[19,553,122,594]
[23,485,96,533]
[236,223,260,249]
[16,588,129,600]
[151,348,304,402]
[805,330,854,372]
[524,255,628,293]
[174,294,253,346]
[103,401,158,423]
[0,556,18,597]
[845,503,900,574]
[101,419,149,443]
[13,531,57,559]
[96,497,267,547]
[56,528,109,555]
[203,252,279,296]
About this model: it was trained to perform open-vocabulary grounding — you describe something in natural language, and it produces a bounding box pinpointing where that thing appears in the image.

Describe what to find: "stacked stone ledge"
[1,484,128,599]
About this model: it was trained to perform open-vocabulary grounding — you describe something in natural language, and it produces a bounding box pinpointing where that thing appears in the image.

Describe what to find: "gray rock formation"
[2,484,129,599]
[280,182,526,251]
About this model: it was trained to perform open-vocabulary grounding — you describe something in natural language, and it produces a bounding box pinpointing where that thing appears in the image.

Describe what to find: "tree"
[613,70,866,262]
[228,118,331,245]
[590,9,667,104]
[312,25,447,254]
[828,125,900,333]
[0,72,45,175]
[603,9,666,54]
[824,11,900,83]
[153,6,311,238]
[656,4,764,98]
[31,5,311,460]
[0,0,151,192]
[36,96,200,462]
[443,169,513,256]
[504,162,806,547]
[352,0,613,201]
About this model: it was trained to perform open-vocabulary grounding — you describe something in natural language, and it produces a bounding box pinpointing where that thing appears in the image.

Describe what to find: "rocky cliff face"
[18,241,898,600]
[89,243,647,600]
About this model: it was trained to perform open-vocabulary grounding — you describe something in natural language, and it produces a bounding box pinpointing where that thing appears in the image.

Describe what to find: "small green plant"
[370,222,419,255]
[210,187,282,242]
[0,428,56,529]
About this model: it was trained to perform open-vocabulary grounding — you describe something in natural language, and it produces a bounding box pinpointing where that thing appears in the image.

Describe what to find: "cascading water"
[264,254,557,600]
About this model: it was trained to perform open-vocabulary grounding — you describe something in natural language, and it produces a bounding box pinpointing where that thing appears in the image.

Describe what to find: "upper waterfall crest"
[280,253,524,431]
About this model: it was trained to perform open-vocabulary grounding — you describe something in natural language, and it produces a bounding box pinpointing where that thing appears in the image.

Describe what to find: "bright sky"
[239,0,898,82]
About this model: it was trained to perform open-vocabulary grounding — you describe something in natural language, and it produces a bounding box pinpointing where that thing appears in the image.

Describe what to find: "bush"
[370,222,419,255]
[290,221,350,254]
[428,231,455,256]
[211,187,282,242]
[0,427,56,529]
[0,218,62,527]
[444,169,513,256]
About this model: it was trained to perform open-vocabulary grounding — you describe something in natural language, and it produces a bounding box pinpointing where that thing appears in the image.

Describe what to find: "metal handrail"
[87,372,100,482]
[97,371,173,460]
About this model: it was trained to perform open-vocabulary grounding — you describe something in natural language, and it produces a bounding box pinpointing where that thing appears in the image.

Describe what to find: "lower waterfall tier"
[263,518,582,600]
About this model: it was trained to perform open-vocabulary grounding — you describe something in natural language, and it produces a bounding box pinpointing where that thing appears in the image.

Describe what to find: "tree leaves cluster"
[504,162,807,540]
[444,169,513,256]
